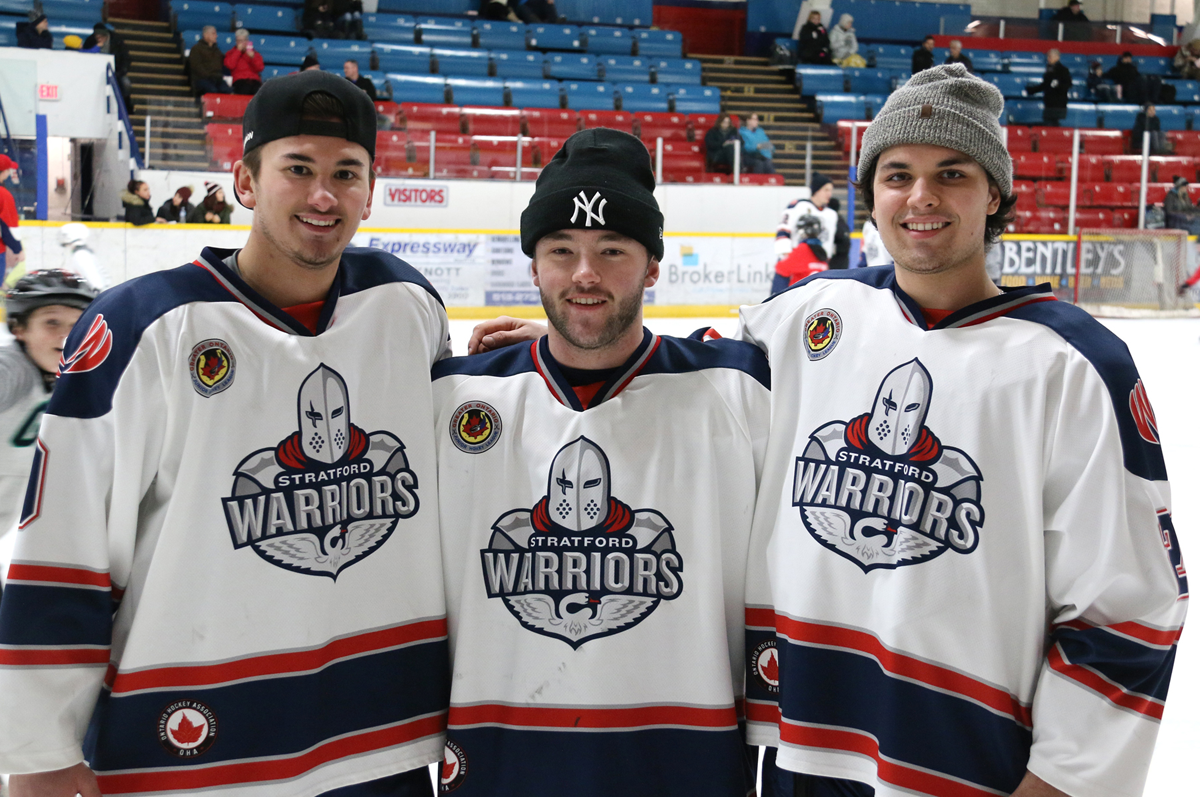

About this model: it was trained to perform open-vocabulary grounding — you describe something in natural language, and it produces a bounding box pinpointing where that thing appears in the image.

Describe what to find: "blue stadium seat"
[476,21,526,50]
[312,40,373,67]
[362,72,390,99]
[845,68,891,95]
[816,95,867,123]
[179,29,204,52]
[493,50,545,79]
[862,94,889,118]
[670,85,720,114]
[634,29,682,58]
[418,24,474,48]
[253,35,309,66]
[600,56,651,83]
[412,15,470,28]
[1063,103,1098,127]
[565,81,616,110]
[618,83,668,112]
[1058,53,1088,73]
[174,2,233,32]
[558,0,651,26]
[1135,56,1172,76]
[1003,51,1045,69]
[971,50,1004,72]
[1005,99,1043,124]
[984,73,1036,99]
[869,44,911,71]
[363,14,416,44]
[1167,80,1200,104]
[506,79,562,108]
[547,53,598,81]
[374,44,432,74]
[387,73,448,104]
[1155,105,1188,131]
[582,26,632,55]
[433,48,491,77]
[652,58,701,85]
[378,0,471,12]
[0,26,12,46]
[234,5,298,33]
[529,25,582,51]
[39,0,102,23]
[260,65,294,80]
[1098,103,1140,130]
[446,77,505,106]
[888,69,912,88]
[795,66,845,95]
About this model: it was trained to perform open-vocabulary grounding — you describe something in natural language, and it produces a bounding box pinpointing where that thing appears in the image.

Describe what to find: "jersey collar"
[885,268,1058,331]
[531,328,661,411]
[192,247,343,336]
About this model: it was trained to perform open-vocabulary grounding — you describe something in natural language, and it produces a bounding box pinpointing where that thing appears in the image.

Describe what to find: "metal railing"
[962,17,1177,46]
[107,65,144,171]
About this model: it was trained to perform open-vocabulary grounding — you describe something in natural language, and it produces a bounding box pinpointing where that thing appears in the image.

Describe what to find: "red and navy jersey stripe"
[0,562,115,666]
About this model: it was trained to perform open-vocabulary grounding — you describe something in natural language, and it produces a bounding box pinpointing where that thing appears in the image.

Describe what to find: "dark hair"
[204,187,227,214]
[855,158,1017,248]
[241,91,347,180]
[923,35,935,43]
[127,179,145,193]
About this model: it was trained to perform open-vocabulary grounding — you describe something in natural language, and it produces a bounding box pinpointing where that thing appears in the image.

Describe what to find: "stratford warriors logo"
[793,359,984,573]
[480,437,683,648]
[221,364,419,579]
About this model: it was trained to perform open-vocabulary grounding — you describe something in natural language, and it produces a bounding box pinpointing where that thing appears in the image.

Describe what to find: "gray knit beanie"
[859,63,1012,198]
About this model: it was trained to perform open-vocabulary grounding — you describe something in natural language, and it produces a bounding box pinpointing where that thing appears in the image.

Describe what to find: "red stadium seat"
[1145,183,1173,204]
[1012,179,1037,210]
[1110,208,1138,227]
[470,135,524,168]
[659,154,706,172]
[1013,153,1057,179]
[202,93,252,121]
[1079,129,1127,155]
[207,123,243,170]
[740,173,785,185]
[1009,208,1066,234]
[1190,185,1200,202]
[461,106,522,136]
[431,164,493,179]
[1005,125,1034,152]
[1167,131,1200,157]
[1103,156,1145,183]
[401,103,464,135]
[375,150,429,178]
[579,110,635,132]
[374,101,402,128]
[1152,157,1198,184]
[666,171,731,184]
[529,136,566,165]
[489,166,542,180]
[1034,126,1075,154]
[689,112,738,131]
[1055,154,1105,181]
[1072,208,1112,228]
[635,111,687,136]
[524,108,580,137]
[1037,180,1072,208]
[1087,182,1136,207]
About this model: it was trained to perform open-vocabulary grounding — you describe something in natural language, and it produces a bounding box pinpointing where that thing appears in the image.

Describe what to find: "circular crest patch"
[158,699,217,757]
[450,401,502,454]
[751,639,780,693]
[440,740,468,793]
[189,339,236,397]
[804,309,842,361]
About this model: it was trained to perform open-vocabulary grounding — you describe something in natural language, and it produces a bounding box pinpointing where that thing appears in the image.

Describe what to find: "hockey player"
[775,173,838,266]
[0,270,97,542]
[58,223,112,290]
[741,64,1187,797]
[432,128,770,797]
[770,214,828,296]
[0,71,450,797]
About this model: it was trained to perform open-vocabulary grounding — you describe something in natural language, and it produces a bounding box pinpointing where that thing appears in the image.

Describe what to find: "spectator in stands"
[1164,176,1200,234]
[1025,48,1071,126]
[1087,60,1117,101]
[738,113,776,174]
[344,59,377,102]
[63,34,82,50]
[156,186,194,224]
[912,36,935,73]
[225,29,264,96]
[188,182,232,224]
[1106,52,1145,103]
[302,54,321,71]
[302,0,337,38]
[511,0,562,24]
[189,26,231,97]
[335,0,365,39]
[16,12,51,50]
[704,113,743,173]
[1052,0,1089,23]
[1131,104,1171,154]
[0,155,22,275]
[86,24,134,109]
[829,14,863,68]
[481,0,512,21]
[798,11,832,66]
[945,40,973,72]
[122,181,166,226]
[1173,39,1200,81]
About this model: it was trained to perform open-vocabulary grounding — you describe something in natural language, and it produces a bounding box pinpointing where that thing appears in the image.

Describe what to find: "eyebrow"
[879,156,975,171]
[282,153,367,169]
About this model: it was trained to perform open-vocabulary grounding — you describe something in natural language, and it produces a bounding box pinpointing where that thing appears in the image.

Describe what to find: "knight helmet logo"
[480,436,683,648]
[570,190,607,227]
[793,359,985,573]
[221,364,420,579]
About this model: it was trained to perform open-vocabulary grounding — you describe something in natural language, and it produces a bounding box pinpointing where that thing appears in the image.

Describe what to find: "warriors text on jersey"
[432,330,770,797]
[0,248,452,796]
[0,340,49,536]
[740,268,1186,797]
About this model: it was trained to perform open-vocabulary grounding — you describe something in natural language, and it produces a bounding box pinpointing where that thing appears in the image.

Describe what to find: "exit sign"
[38,84,59,101]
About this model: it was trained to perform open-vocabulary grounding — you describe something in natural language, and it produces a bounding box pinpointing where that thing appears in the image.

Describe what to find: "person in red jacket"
[769,214,828,296]
[224,28,264,96]
[0,155,23,278]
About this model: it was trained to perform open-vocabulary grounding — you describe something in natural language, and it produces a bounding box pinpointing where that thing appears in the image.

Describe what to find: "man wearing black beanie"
[430,127,771,796]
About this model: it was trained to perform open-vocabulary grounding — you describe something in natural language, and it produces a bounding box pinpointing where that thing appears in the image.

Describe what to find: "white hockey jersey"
[0,247,452,796]
[740,268,1187,797]
[775,199,839,262]
[432,331,770,797]
[0,341,49,537]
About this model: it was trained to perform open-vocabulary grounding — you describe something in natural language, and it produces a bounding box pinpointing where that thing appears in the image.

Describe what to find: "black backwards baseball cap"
[241,70,376,163]
[520,128,664,260]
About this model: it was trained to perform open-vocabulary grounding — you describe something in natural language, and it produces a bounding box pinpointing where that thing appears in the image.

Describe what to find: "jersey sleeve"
[0,344,38,413]
[1027,354,1187,797]
[775,203,798,260]
[0,302,168,774]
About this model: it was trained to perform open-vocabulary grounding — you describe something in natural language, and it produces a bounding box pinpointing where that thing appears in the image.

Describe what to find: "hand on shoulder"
[468,316,546,355]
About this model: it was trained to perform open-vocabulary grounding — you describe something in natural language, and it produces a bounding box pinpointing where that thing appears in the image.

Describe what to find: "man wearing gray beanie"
[741,64,1185,797]
[431,127,772,796]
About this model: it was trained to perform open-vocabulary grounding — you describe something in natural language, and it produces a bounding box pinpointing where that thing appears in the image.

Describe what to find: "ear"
[644,258,660,288]
[362,170,375,221]
[530,258,540,287]
[232,159,256,210]
[987,183,1001,216]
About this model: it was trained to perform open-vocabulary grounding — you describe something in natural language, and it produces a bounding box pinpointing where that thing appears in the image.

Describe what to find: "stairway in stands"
[114,18,208,170]
[696,54,848,191]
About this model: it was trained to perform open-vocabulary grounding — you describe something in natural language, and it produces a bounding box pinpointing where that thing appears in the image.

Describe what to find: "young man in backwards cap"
[0,71,450,797]
[431,128,770,796]
[741,64,1186,797]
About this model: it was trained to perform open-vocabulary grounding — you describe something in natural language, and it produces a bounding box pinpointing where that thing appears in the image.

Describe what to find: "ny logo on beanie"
[570,190,607,227]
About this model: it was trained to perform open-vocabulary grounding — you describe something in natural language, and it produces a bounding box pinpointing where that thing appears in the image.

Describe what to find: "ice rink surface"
[450,314,1200,796]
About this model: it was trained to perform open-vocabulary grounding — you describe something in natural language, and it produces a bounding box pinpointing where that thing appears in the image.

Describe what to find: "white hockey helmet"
[58,222,90,248]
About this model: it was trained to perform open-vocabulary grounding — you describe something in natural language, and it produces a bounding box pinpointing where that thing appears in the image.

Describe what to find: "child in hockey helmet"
[5,268,99,378]
[770,214,829,296]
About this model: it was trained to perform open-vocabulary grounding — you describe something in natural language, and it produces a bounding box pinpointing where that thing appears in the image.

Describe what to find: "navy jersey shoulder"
[643,335,770,390]
[50,263,235,420]
[432,340,537,382]
[339,247,444,308]
[766,264,895,302]
[1008,299,1168,482]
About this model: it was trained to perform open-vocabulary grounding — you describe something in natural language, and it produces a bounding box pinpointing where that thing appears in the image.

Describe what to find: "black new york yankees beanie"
[520,128,665,260]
